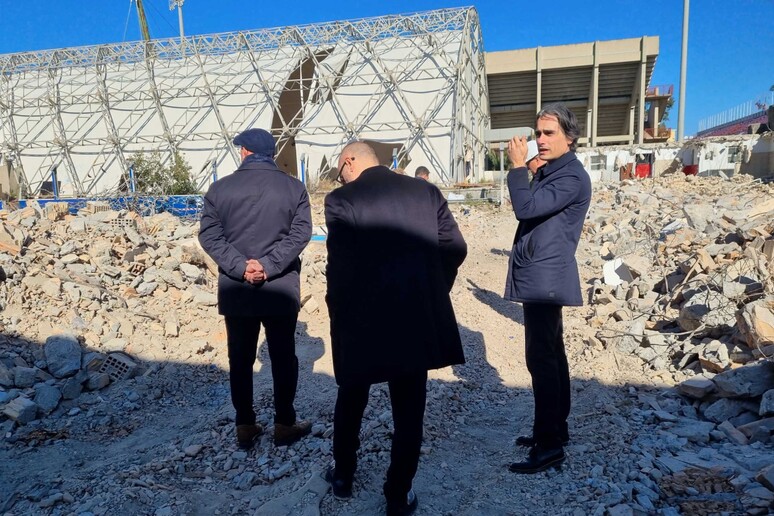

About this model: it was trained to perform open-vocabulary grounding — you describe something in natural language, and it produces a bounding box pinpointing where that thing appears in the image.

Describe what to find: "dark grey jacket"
[505,151,591,306]
[325,166,467,386]
[198,159,312,316]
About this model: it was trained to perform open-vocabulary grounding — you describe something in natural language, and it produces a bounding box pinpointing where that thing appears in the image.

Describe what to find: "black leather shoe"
[515,435,570,448]
[509,445,565,474]
[386,488,418,516]
[324,465,353,500]
[236,423,264,450]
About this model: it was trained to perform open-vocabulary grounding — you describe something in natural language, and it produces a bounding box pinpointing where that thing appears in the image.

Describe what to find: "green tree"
[661,96,675,122]
[130,150,197,195]
[486,148,512,171]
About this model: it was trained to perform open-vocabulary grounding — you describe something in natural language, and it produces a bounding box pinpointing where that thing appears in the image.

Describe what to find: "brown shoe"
[236,423,264,450]
[274,420,312,446]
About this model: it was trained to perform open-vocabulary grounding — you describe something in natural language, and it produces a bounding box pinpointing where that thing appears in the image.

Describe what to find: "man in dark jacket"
[504,103,592,473]
[199,128,313,449]
[324,141,467,515]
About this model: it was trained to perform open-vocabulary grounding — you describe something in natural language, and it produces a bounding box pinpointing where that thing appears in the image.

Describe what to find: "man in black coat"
[324,141,467,515]
[504,103,592,473]
[199,128,313,449]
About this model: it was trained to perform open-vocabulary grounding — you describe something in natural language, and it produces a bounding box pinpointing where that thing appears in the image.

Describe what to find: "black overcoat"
[325,166,467,386]
[198,159,312,316]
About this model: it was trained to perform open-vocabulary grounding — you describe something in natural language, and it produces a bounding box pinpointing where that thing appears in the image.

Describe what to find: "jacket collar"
[537,151,577,179]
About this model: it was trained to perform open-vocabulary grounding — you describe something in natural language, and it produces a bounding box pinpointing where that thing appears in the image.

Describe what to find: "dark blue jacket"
[325,166,467,385]
[198,159,312,316]
[505,151,591,306]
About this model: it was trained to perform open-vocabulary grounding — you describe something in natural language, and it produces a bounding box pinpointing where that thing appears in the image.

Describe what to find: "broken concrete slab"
[703,398,757,423]
[713,361,774,398]
[756,464,774,491]
[737,417,774,439]
[717,420,749,445]
[33,384,62,414]
[677,290,736,334]
[737,302,774,350]
[603,258,635,286]
[760,389,774,416]
[2,396,38,424]
[677,377,716,399]
[13,366,37,388]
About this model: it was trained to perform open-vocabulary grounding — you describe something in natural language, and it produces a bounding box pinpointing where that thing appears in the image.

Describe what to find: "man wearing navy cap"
[199,128,313,449]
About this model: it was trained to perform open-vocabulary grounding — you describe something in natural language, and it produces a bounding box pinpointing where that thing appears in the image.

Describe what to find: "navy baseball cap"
[233,128,275,156]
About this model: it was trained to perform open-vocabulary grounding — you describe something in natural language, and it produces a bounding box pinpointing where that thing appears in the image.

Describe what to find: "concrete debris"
[0,175,772,515]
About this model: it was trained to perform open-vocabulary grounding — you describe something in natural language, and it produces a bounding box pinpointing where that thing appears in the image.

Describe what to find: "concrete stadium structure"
[486,36,661,146]
[0,7,488,197]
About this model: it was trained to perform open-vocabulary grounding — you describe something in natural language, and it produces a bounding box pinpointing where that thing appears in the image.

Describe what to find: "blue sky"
[1,0,771,136]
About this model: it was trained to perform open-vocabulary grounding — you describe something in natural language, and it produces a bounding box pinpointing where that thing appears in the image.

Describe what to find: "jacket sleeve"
[257,187,313,279]
[198,189,247,281]
[435,189,467,290]
[324,192,356,308]
[508,166,581,221]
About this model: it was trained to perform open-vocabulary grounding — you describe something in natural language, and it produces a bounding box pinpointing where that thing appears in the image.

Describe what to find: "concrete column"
[586,109,592,144]
[629,106,635,145]
[591,41,599,147]
[535,47,542,114]
[637,37,646,145]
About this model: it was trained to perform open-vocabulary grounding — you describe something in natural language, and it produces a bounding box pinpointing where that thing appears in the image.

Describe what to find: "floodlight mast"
[169,0,185,41]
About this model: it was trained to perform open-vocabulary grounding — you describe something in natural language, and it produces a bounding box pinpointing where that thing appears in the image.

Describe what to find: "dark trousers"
[333,371,427,504]
[523,303,570,449]
[224,314,299,426]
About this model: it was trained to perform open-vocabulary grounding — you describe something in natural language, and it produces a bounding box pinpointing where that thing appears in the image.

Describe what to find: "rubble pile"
[584,174,774,377]
[0,202,224,364]
[1,175,774,514]
[0,332,140,426]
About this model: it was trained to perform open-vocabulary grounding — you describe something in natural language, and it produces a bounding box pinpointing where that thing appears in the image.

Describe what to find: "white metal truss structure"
[0,7,488,197]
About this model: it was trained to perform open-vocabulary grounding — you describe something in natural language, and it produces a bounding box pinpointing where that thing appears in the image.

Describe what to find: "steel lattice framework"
[0,7,488,196]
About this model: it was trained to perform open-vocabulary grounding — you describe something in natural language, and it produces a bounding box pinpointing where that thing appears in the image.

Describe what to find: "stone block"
[86,372,110,391]
[621,255,651,278]
[44,334,82,378]
[193,290,217,306]
[737,417,774,438]
[683,204,714,231]
[677,290,736,333]
[301,295,319,314]
[717,420,748,445]
[136,281,157,297]
[713,361,774,398]
[82,351,106,371]
[697,340,732,373]
[13,366,37,388]
[760,389,774,416]
[737,302,774,350]
[2,396,38,424]
[0,362,12,387]
[34,384,62,414]
[756,464,774,491]
[61,376,84,400]
[677,377,715,399]
[668,418,716,443]
[164,319,179,337]
[703,398,755,423]
[179,263,203,283]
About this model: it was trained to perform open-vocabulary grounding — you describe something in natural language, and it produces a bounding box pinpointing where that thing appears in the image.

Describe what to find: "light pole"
[169,0,185,42]
[677,0,689,141]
